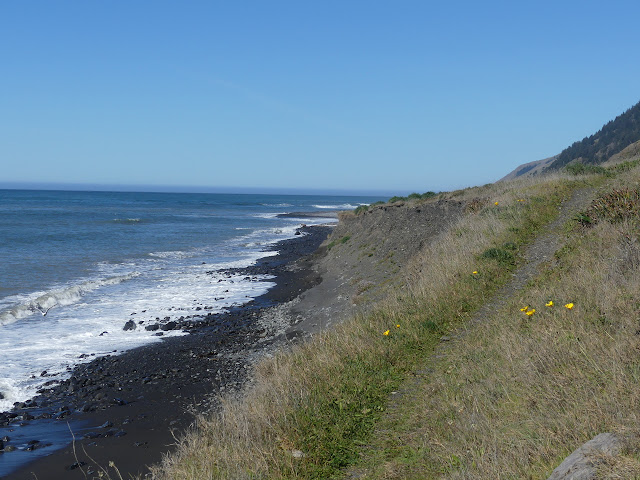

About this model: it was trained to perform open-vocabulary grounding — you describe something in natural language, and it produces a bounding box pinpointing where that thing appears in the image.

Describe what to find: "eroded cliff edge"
[282,198,467,338]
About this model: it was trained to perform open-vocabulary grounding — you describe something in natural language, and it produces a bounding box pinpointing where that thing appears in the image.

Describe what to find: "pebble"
[66,461,86,470]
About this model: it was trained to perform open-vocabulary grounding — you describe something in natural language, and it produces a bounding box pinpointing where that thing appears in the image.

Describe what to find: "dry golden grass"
[350,165,640,479]
[150,172,582,480]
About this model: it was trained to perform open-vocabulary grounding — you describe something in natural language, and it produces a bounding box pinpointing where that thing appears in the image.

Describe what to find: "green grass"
[263,181,573,478]
[151,175,594,480]
[345,167,640,479]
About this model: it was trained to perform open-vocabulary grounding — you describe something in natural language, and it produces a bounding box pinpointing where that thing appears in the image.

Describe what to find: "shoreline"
[1,224,333,479]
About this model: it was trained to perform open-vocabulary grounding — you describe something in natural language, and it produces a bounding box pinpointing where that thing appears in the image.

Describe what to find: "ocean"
[0,189,382,413]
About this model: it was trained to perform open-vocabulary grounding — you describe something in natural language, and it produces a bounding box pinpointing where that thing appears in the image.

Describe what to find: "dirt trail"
[345,185,597,478]
[464,186,595,329]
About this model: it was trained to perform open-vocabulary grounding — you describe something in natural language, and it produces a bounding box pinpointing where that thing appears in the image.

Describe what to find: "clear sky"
[2,1,639,195]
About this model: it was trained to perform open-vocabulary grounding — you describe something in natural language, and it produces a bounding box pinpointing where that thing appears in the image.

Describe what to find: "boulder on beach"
[123,320,137,331]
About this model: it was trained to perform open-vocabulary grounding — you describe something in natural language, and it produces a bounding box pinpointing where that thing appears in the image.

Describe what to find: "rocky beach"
[1,224,334,480]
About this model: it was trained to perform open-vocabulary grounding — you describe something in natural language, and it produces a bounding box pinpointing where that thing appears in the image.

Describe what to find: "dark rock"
[145,324,159,331]
[161,321,177,331]
[80,402,96,412]
[66,461,86,470]
[123,320,137,331]
[26,439,42,451]
[99,421,113,428]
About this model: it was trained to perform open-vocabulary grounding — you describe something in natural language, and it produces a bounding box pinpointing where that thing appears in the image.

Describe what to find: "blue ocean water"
[0,189,382,412]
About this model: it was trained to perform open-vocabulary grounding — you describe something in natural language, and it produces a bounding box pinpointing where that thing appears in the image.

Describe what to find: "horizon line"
[0,181,405,197]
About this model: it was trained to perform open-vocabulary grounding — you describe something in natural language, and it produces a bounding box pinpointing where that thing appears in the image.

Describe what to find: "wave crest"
[112,218,142,224]
[0,273,140,326]
[312,203,361,210]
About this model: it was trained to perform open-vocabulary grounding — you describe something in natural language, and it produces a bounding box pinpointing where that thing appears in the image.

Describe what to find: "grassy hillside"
[547,100,640,170]
[149,157,640,479]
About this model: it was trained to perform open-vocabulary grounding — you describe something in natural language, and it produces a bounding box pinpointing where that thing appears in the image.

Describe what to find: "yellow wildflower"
[545,301,554,307]
[395,324,400,328]
[565,303,574,310]
[525,309,535,316]
[520,306,529,312]
[472,271,478,275]
[383,330,390,336]
[494,201,499,206]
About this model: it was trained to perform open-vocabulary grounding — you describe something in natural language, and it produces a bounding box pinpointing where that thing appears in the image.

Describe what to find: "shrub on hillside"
[578,187,640,226]
[481,247,515,266]
[566,162,608,176]
[354,205,369,215]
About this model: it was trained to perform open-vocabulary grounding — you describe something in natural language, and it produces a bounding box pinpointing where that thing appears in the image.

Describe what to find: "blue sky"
[2,1,639,195]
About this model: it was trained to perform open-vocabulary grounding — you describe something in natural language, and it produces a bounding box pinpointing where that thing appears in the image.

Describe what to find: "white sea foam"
[312,203,362,209]
[0,264,277,411]
[112,218,142,223]
[260,203,293,207]
[0,273,140,327]
[0,378,28,413]
[148,250,193,259]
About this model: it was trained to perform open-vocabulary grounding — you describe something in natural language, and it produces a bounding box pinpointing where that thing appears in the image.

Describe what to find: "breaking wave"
[111,218,142,224]
[312,203,362,210]
[0,273,140,327]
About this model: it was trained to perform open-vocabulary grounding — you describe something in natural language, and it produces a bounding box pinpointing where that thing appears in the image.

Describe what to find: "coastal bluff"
[282,197,466,337]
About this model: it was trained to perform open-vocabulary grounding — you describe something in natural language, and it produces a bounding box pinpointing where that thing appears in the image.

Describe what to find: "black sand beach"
[1,224,333,480]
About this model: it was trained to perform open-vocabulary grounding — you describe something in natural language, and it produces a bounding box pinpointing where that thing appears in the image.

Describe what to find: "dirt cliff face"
[325,199,467,301]
[285,199,466,336]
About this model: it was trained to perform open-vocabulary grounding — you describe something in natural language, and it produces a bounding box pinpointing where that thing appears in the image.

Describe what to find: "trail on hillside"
[345,185,597,479]
[464,186,595,330]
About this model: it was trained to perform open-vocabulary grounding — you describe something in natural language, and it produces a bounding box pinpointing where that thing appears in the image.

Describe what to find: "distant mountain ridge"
[502,99,640,181]
[546,99,640,171]
[499,155,557,182]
